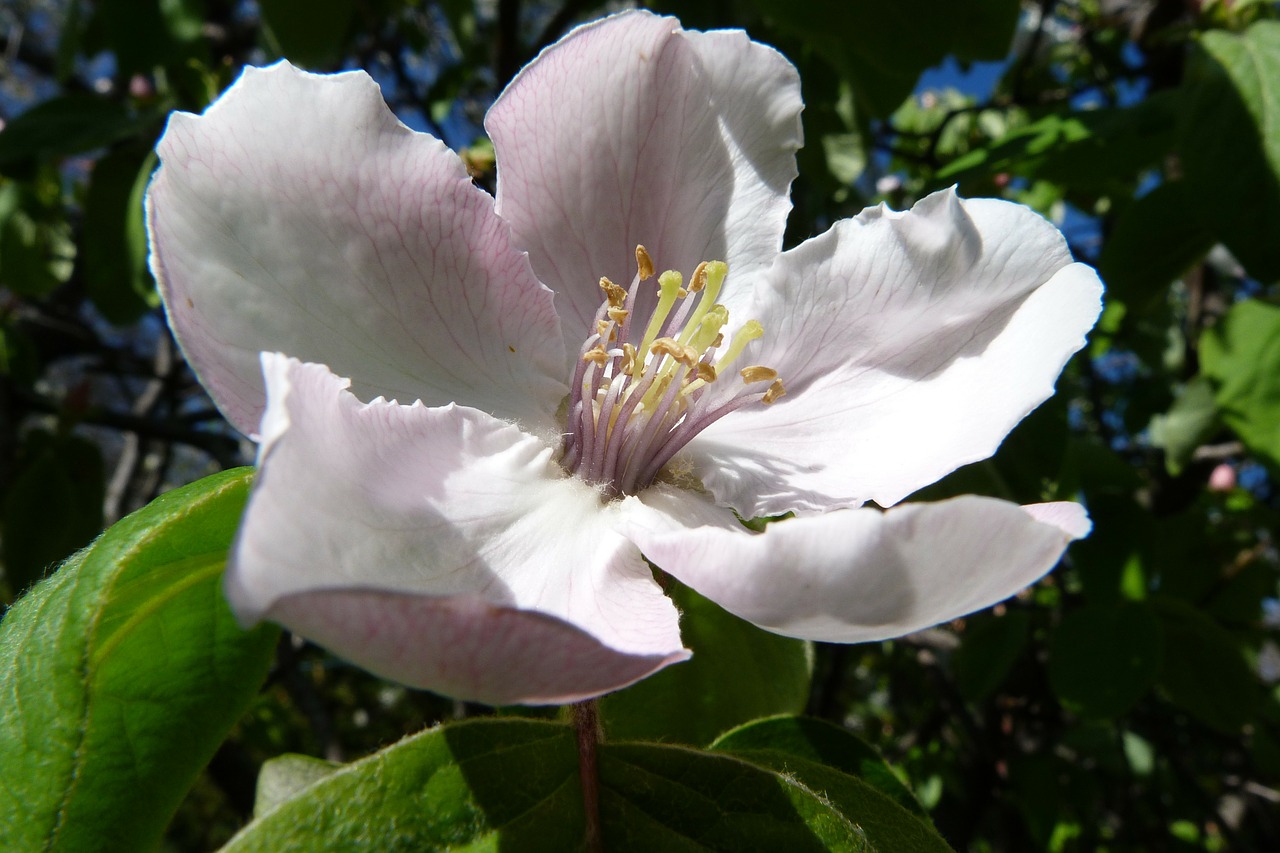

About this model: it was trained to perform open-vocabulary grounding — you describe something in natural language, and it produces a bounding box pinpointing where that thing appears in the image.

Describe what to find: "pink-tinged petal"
[624,491,1088,643]
[486,10,802,352]
[269,592,680,706]
[228,354,687,704]
[690,189,1104,516]
[148,62,565,438]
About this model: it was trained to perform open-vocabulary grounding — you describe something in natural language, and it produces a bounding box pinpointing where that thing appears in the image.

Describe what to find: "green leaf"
[1149,376,1221,475]
[0,468,279,853]
[939,96,1178,192]
[1182,20,1280,281]
[1,431,104,594]
[259,0,356,68]
[711,718,952,852]
[90,0,207,77]
[0,179,76,296]
[710,716,926,818]
[1153,598,1259,733]
[0,96,136,175]
[1200,299,1280,468]
[749,0,1020,116]
[225,718,875,851]
[953,610,1031,703]
[1097,182,1215,314]
[1048,601,1163,718]
[600,581,811,745]
[82,147,160,325]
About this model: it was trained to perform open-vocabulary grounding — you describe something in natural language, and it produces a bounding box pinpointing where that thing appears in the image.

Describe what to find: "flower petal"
[690,189,1104,516]
[485,10,802,353]
[148,62,565,438]
[228,354,687,704]
[624,491,1088,643]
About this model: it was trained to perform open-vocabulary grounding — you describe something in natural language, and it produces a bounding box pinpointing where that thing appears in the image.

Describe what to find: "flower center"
[561,245,785,498]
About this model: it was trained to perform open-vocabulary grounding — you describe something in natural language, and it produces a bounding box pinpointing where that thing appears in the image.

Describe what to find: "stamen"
[562,253,781,497]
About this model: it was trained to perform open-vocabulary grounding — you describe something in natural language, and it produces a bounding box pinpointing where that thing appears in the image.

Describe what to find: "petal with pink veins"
[228,354,687,704]
[689,188,1104,517]
[624,487,1088,643]
[486,10,802,350]
[148,62,565,438]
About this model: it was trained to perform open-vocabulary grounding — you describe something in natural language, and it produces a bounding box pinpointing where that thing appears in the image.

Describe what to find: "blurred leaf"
[1200,299,1280,468]
[1149,376,1220,475]
[1097,182,1215,313]
[749,0,1020,116]
[0,178,75,297]
[1048,601,1162,718]
[225,718,872,851]
[0,96,136,176]
[953,610,1031,703]
[82,147,160,324]
[711,716,926,818]
[91,0,207,77]
[1181,20,1280,281]
[0,468,278,853]
[600,581,811,745]
[940,95,1177,191]
[260,0,356,68]
[1,430,104,594]
[1154,598,1258,733]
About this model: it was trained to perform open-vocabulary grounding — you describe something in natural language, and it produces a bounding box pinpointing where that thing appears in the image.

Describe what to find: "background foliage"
[1,0,1279,850]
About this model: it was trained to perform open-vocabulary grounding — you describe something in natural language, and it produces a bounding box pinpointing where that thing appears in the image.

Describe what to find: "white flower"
[146,11,1102,704]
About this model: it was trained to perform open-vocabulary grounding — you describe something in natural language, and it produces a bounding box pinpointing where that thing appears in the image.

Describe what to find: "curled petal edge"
[266,588,690,706]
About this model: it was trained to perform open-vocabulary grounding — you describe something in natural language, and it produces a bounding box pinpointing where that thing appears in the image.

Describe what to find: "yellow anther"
[599,276,627,308]
[712,333,724,348]
[763,379,786,404]
[651,337,700,367]
[607,307,630,324]
[689,261,709,293]
[740,365,778,384]
[696,362,718,382]
[635,245,654,280]
[582,345,610,366]
[596,318,615,340]
[676,262,728,348]
[621,343,637,375]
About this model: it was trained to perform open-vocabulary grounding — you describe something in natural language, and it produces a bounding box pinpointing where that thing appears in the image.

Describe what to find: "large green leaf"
[225,718,876,851]
[1097,182,1216,314]
[260,0,356,68]
[952,610,1031,703]
[0,96,136,176]
[82,147,159,325]
[710,717,952,852]
[1154,598,1259,733]
[710,716,926,818]
[0,468,278,853]
[600,581,811,745]
[1200,299,1280,468]
[1148,376,1221,475]
[1048,601,1163,718]
[1182,21,1280,281]
[749,0,1020,116]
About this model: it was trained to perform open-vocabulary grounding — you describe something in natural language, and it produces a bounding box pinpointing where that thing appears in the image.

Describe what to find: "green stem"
[572,699,603,853]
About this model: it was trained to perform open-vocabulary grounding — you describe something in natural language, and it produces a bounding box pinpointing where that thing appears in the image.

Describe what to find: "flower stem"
[572,699,604,853]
